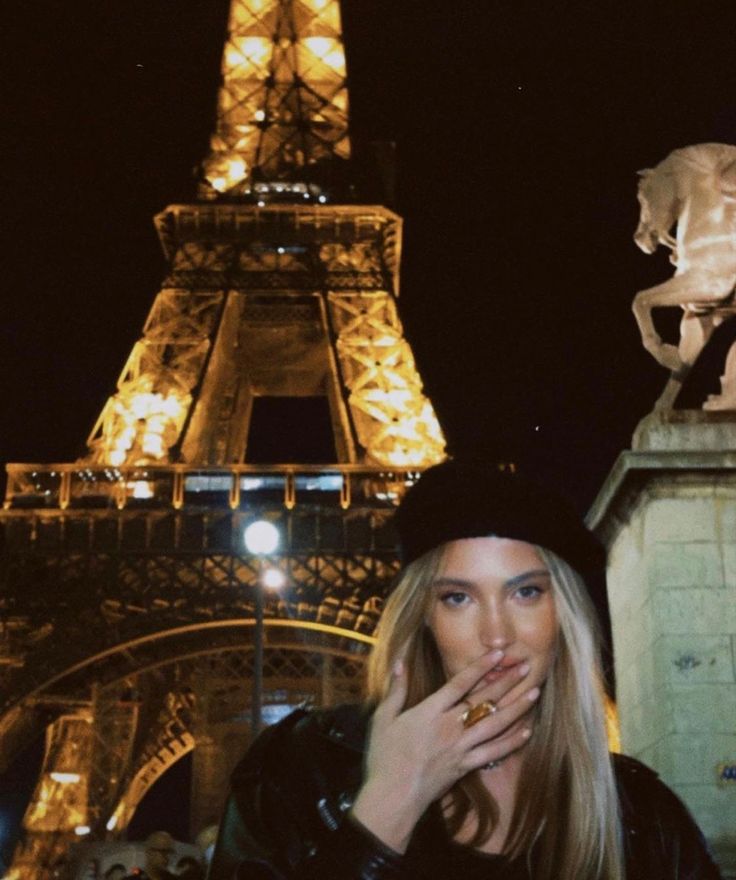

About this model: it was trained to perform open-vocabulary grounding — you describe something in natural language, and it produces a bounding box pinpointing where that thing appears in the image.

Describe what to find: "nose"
[634,224,656,254]
[478,602,514,651]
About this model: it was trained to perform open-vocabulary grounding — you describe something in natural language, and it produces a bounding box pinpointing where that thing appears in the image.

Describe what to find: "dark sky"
[3,0,736,510]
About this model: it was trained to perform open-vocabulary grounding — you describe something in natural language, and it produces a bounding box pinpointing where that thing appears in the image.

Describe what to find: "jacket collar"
[315,702,372,753]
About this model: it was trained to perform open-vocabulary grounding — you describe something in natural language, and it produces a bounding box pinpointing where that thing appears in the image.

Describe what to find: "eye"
[438,590,469,608]
[514,584,544,602]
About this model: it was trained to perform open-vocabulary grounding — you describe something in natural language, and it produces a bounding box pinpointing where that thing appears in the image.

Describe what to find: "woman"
[209,461,722,879]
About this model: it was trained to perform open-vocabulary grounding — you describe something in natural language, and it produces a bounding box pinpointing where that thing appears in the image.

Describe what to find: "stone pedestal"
[588,410,736,875]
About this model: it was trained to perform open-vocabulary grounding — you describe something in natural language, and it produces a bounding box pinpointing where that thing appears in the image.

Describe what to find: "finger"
[462,723,534,774]
[465,662,531,710]
[430,649,505,712]
[376,659,409,722]
[461,686,540,748]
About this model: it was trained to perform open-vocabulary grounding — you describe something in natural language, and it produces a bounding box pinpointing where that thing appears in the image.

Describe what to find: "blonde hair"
[366,543,625,880]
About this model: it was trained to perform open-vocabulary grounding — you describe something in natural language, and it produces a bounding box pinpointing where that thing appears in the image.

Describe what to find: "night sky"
[4,0,736,511]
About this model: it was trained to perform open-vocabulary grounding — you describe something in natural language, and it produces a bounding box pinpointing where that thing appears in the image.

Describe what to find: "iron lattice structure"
[0,1,446,876]
[1,472,409,876]
[83,203,444,470]
[200,0,350,197]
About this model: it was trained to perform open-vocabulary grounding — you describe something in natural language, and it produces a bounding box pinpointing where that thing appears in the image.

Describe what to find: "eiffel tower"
[0,2,445,876]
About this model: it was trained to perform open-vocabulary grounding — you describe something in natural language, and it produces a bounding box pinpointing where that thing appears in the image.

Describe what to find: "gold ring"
[461,700,497,728]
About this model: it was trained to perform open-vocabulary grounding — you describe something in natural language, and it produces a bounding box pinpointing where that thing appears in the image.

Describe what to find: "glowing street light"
[262,566,285,590]
[244,519,282,734]
[243,520,280,555]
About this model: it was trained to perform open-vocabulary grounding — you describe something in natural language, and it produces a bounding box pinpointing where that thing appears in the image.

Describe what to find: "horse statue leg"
[633,266,734,373]
[632,274,697,372]
[652,310,715,410]
[705,336,736,409]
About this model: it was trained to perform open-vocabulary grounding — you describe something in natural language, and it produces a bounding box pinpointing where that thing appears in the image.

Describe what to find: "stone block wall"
[594,465,736,875]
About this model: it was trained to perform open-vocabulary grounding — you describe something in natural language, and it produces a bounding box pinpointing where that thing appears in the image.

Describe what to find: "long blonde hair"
[366,543,625,880]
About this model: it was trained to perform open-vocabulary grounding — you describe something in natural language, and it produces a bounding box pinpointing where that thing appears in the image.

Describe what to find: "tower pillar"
[189,727,243,839]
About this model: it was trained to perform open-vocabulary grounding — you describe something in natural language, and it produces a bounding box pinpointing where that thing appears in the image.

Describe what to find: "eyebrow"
[430,576,474,589]
[430,569,550,590]
[505,569,550,587]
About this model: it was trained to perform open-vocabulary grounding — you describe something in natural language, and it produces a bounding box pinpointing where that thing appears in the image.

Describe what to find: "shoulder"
[221,703,372,861]
[231,702,370,788]
[613,754,722,878]
[613,753,688,822]
[612,752,660,792]
[294,701,372,751]
[613,752,692,826]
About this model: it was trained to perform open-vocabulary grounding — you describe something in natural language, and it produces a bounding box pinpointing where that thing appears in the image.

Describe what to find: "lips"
[484,660,522,682]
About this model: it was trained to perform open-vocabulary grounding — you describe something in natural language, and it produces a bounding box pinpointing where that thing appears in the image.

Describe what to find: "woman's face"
[426,537,558,691]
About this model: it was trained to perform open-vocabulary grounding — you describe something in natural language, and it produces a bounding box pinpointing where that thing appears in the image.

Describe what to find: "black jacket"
[208,704,723,880]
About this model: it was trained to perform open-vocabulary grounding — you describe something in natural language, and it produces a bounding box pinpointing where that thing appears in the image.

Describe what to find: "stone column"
[588,411,736,875]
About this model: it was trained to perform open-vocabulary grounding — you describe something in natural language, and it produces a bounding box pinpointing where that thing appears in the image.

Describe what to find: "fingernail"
[488,649,504,663]
[527,687,540,702]
[392,660,403,677]
[518,662,530,677]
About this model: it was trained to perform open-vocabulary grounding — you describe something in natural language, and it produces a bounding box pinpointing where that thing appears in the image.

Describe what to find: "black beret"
[395,460,606,597]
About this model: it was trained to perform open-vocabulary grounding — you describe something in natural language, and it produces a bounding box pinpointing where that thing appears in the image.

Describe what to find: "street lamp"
[243,519,281,735]
[243,520,279,555]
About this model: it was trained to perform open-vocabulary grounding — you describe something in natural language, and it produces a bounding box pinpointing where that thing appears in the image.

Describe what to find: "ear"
[719,159,736,195]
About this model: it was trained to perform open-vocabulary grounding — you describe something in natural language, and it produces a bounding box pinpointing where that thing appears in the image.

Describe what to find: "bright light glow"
[105,388,187,466]
[304,37,332,58]
[106,814,118,831]
[209,158,247,193]
[130,480,154,500]
[324,49,345,70]
[244,520,280,555]
[303,37,345,71]
[233,36,271,66]
[374,334,399,346]
[254,109,265,122]
[227,158,246,181]
[74,825,91,836]
[366,389,412,408]
[384,448,428,467]
[262,567,286,589]
[50,772,80,784]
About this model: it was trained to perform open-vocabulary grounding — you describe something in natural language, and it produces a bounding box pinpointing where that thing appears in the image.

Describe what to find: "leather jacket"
[208,704,723,880]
